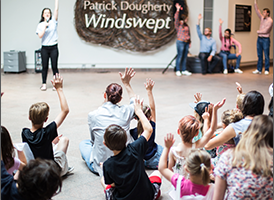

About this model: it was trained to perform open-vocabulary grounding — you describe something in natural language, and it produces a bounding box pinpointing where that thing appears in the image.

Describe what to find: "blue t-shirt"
[1,161,24,200]
[130,121,157,160]
[231,118,252,145]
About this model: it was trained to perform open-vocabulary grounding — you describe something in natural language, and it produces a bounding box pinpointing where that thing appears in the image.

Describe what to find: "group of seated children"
[1,68,273,200]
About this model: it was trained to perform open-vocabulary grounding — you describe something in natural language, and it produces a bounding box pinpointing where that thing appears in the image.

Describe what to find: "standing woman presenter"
[36,0,59,91]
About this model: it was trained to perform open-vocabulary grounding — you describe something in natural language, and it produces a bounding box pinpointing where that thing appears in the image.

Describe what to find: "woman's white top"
[36,17,58,46]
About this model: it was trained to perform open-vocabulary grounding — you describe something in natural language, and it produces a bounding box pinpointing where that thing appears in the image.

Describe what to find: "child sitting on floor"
[211,109,243,168]
[1,126,27,180]
[130,78,163,169]
[168,98,225,178]
[101,97,162,200]
[159,133,214,199]
[21,74,73,176]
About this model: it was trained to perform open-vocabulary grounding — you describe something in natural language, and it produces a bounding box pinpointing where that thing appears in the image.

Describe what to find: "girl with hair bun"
[159,133,214,199]
[79,68,137,177]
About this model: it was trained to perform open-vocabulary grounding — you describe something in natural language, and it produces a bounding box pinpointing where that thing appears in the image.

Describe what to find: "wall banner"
[74,0,178,52]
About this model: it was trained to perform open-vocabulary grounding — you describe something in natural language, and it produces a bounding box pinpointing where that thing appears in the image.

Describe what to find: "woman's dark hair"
[242,91,264,117]
[106,83,123,104]
[18,158,62,200]
[1,126,15,170]
[268,97,273,117]
[39,8,52,23]
[224,28,231,49]
[104,125,127,151]
[180,14,188,28]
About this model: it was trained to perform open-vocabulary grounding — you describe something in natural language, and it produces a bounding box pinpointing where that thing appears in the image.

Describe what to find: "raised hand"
[134,96,144,114]
[144,78,155,92]
[219,18,223,25]
[119,68,136,86]
[164,133,175,149]
[175,3,182,11]
[51,73,63,90]
[236,82,243,94]
[202,106,210,120]
[198,14,203,20]
[214,98,226,110]
[194,92,202,103]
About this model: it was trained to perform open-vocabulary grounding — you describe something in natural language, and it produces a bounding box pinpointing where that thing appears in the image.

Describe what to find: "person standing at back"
[36,0,60,91]
[197,14,221,75]
[253,0,273,75]
[174,3,192,77]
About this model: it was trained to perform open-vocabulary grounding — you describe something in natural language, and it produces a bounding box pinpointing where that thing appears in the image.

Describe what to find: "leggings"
[41,44,59,84]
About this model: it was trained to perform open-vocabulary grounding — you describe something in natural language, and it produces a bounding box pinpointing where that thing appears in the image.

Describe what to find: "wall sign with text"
[74,0,180,52]
[235,5,251,32]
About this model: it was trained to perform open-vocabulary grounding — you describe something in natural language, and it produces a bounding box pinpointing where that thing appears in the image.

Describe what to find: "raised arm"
[158,133,175,182]
[236,82,243,94]
[174,3,181,31]
[52,74,69,128]
[196,98,226,148]
[196,14,203,40]
[119,68,136,100]
[145,78,156,122]
[54,0,59,21]
[134,97,153,141]
[254,0,263,19]
[204,124,236,150]
[219,19,223,41]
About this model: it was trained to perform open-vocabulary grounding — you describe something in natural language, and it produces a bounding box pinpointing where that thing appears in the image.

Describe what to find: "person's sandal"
[40,84,47,91]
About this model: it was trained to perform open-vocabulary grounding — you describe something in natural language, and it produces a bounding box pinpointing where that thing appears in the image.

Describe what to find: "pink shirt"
[254,3,273,38]
[219,25,242,53]
[7,157,20,175]
[171,174,209,197]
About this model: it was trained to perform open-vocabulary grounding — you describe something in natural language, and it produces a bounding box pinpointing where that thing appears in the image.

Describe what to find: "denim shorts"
[144,144,164,169]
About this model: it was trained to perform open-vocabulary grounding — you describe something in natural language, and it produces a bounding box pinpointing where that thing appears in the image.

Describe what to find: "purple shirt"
[254,3,273,38]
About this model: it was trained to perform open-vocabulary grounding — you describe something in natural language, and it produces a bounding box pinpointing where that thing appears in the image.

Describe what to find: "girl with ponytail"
[159,133,214,199]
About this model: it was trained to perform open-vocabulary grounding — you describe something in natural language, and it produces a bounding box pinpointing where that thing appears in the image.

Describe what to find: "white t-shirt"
[36,17,58,46]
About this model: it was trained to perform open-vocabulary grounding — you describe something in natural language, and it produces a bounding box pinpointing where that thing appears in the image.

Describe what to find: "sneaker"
[223,69,228,74]
[234,69,243,74]
[253,69,261,74]
[67,166,74,174]
[175,71,182,77]
[265,71,269,75]
[181,70,192,76]
[40,84,47,91]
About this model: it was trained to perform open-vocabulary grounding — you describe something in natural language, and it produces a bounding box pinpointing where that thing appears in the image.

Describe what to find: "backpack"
[171,175,215,200]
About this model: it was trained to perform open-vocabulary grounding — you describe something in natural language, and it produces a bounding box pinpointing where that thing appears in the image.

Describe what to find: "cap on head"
[189,101,210,117]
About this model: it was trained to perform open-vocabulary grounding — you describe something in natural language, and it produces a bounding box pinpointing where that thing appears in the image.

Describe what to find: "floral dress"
[214,150,273,199]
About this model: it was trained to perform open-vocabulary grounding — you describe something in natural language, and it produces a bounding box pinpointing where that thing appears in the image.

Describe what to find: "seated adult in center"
[219,18,243,75]
[197,14,221,75]
[79,68,136,177]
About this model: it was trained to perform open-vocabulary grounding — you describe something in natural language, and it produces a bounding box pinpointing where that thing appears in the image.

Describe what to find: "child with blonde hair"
[159,133,214,199]
[211,109,243,168]
[168,99,225,178]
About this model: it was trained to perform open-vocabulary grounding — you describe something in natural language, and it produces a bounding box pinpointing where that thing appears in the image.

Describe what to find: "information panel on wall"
[235,4,251,32]
[74,0,188,52]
